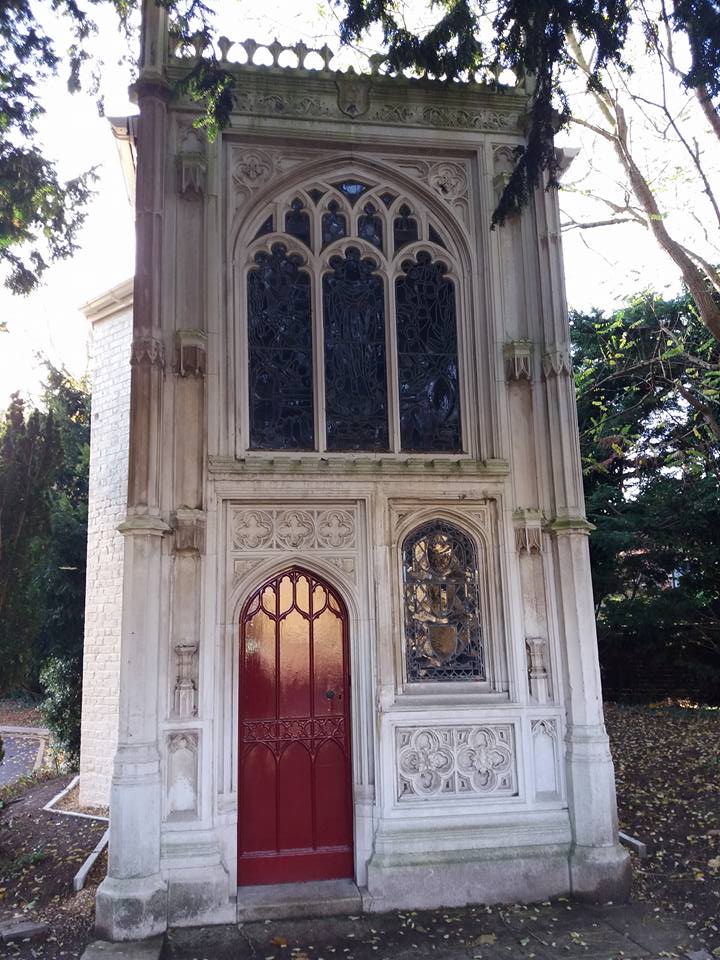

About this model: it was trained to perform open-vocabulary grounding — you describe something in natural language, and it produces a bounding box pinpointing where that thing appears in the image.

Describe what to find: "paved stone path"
[0,727,46,787]
[156,901,702,960]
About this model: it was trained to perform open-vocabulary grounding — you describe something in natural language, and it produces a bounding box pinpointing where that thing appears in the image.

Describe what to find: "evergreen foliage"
[0,367,90,761]
[572,292,720,701]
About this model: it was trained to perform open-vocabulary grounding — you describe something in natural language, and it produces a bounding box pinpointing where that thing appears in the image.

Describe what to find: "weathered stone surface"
[81,935,163,959]
[0,920,49,943]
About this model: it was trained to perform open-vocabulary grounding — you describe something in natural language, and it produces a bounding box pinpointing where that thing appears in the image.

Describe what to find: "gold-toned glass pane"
[402,521,484,682]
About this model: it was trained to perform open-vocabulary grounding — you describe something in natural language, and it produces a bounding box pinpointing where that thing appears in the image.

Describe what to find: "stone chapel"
[79,1,630,941]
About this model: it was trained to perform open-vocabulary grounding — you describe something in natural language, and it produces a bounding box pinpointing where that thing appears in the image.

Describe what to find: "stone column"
[95,3,172,936]
[533,169,630,899]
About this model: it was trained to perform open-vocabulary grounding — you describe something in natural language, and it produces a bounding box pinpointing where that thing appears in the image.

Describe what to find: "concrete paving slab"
[157,900,707,960]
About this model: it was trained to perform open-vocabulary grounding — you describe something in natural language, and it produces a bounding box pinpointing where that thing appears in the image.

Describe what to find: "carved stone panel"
[396,724,516,801]
[531,719,561,800]
[167,732,199,819]
[231,506,357,552]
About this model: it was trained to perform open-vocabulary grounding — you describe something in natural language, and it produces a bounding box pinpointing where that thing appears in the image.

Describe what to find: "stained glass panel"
[428,224,447,248]
[333,180,371,204]
[322,200,347,248]
[393,204,419,253]
[285,198,311,249]
[247,243,314,450]
[403,521,484,682]
[254,215,274,240]
[358,202,383,250]
[323,248,389,451]
[395,252,462,452]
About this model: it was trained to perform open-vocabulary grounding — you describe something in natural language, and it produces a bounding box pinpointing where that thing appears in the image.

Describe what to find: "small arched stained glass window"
[393,204,418,253]
[322,200,347,248]
[285,198,311,249]
[358,202,383,250]
[402,521,484,682]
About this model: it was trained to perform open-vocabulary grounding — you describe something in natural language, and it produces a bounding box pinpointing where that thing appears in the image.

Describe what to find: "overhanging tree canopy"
[1,0,719,309]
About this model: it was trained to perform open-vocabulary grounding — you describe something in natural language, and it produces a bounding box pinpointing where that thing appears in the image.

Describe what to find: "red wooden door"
[238,568,353,885]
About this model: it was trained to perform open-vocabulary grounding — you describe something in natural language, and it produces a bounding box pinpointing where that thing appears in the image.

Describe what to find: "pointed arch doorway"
[238,567,354,885]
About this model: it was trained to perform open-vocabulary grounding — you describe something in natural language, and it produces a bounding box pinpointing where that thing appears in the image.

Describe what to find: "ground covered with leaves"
[605,702,720,954]
[0,705,718,959]
[0,775,107,958]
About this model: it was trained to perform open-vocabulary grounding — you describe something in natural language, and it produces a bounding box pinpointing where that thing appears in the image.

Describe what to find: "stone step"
[236,878,362,922]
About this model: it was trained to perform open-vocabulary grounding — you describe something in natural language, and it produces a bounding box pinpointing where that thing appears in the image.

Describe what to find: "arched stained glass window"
[322,248,389,451]
[247,243,314,450]
[402,521,484,682]
[243,185,467,455]
[395,252,461,452]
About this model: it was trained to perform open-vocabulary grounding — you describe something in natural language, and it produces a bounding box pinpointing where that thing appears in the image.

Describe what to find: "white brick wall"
[79,288,132,808]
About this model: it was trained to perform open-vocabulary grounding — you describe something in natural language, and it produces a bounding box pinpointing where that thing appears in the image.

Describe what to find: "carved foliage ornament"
[397,725,516,800]
[232,507,356,551]
[130,337,165,369]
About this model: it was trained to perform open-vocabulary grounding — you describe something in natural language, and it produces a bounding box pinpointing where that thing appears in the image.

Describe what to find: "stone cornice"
[547,516,595,535]
[118,514,172,537]
[207,455,511,479]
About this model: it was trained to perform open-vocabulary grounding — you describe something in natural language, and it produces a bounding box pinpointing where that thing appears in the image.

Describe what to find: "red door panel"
[238,568,353,886]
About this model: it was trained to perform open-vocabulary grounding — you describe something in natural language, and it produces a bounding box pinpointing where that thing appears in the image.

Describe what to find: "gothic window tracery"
[402,521,484,682]
[243,178,464,455]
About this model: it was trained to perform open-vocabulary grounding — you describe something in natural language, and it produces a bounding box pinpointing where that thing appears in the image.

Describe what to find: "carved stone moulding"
[231,506,357,552]
[175,329,207,378]
[513,509,544,554]
[176,153,207,197]
[226,79,522,135]
[542,345,572,379]
[396,724,517,801]
[130,336,165,369]
[504,340,533,383]
[173,642,198,718]
[526,636,550,704]
[176,123,207,197]
[173,507,206,555]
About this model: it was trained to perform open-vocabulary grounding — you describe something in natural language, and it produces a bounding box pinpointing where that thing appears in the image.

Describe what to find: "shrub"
[39,654,82,769]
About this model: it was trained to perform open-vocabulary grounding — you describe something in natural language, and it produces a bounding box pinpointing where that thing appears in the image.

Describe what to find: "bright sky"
[0,1,700,408]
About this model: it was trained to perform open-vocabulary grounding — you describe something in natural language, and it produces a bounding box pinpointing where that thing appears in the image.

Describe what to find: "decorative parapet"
[504,340,533,382]
[170,35,523,88]
[164,37,528,135]
[514,508,544,554]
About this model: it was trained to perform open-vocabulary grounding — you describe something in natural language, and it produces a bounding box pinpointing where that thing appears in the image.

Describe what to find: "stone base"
[237,879,362,922]
[569,844,631,902]
[81,935,164,959]
[95,875,168,942]
[365,844,572,912]
[167,864,235,927]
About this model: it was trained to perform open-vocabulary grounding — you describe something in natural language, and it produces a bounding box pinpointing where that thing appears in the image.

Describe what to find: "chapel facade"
[80,2,630,941]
